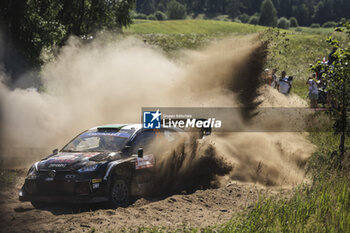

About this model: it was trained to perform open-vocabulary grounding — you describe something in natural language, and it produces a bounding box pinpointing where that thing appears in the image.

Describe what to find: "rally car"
[19,124,183,208]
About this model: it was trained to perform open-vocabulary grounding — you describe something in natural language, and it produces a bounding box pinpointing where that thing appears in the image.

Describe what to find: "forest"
[136,0,349,26]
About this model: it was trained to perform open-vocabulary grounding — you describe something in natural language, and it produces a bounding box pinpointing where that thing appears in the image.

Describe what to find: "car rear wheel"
[110,177,130,208]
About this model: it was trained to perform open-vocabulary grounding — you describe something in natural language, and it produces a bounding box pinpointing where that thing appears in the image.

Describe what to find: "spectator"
[306,75,319,108]
[264,68,271,85]
[328,47,337,65]
[277,71,292,95]
[271,68,278,89]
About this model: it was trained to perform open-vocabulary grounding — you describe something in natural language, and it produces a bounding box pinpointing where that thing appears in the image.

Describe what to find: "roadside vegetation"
[0,161,19,188]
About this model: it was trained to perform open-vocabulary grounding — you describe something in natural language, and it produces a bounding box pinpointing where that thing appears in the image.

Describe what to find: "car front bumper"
[19,177,109,204]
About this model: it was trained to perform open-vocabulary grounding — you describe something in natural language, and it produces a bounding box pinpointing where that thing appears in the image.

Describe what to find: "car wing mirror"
[52,148,58,154]
[138,148,143,158]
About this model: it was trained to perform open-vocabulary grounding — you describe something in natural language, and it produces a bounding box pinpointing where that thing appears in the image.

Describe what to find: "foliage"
[223,173,350,232]
[167,0,187,20]
[154,11,167,20]
[322,21,338,28]
[135,0,350,27]
[259,0,278,27]
[248,15,259,25]
[238,13,250,23]
[213,15,231,22]
[134,13,148,19]
[277,17,290,29]
[290,17,299,27]
[227,0,241,18]
[233,18,242,23]
[0,0,135,69]
[0,161,18,187]
[311,21,350,164]
[311,23,321,28]
[139,0,156,15]
[147,14,157,20]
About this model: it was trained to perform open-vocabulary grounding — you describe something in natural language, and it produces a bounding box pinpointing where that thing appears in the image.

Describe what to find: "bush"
[289,17,299,27]
[134,13,147,19]
[213,15,230,21]
[310,23,321,28]
[154,11,167,20]
[238,13,250,23]
[248,15,259,25]
[322,21,338,28]
[277,17,290,29]
[146,14,157,20]
[167,0,187,20]
[339,18,347,26]
[233,18,242,23]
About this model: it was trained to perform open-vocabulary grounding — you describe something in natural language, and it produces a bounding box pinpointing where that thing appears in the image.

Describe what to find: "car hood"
[37,152,110,171]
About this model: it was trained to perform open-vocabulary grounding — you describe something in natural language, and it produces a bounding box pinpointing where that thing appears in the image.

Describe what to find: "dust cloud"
[0,34,315,187]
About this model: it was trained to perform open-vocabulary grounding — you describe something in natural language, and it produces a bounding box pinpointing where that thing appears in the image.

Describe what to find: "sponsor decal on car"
[135,155,155,170]
[82,132,131,138]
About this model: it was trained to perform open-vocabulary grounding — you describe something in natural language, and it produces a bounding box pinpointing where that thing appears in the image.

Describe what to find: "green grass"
[222,174,350,233]
[0,166,18,187]
[126,19,267,35]
[291,27,336,35]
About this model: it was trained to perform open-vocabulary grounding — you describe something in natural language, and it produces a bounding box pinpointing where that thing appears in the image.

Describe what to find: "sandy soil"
[0,172,289,233]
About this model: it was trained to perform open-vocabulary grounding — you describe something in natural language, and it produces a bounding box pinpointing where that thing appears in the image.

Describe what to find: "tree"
[155,11,168,20]
[259,0,278,27]
[293,3,309,26]
[277,17,290,29]
[312,21,350,167]
[289,17,298,27]
[313,0,336,25]
[139,0,156,15]
[0,0,135,81]
[167,0,186,19]
[248,15,259,25]
[227,0,241,18]
[239,13,250,23]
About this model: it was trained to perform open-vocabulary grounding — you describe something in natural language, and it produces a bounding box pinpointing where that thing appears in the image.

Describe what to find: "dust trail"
[0,34,314,187]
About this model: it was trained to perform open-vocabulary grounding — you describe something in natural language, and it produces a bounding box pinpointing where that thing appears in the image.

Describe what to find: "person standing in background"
[271,68,278,89]
[278,71,292,95]
[306,75,319,108]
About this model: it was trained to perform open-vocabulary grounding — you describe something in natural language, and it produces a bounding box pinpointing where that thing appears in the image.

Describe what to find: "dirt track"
[0,172,289,233]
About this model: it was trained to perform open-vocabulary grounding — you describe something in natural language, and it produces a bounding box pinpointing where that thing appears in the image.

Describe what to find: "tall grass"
[0,161,18,187]
[222,174,350,233]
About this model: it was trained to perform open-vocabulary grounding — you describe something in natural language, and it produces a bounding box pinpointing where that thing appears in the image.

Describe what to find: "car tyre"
[109,177,130,208]
[31,201,45,209]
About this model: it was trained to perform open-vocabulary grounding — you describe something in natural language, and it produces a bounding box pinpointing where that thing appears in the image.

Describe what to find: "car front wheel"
[31,201,45,209]
[109,177,130,208]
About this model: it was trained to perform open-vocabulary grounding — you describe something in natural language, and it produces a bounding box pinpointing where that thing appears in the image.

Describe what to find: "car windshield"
[62,130,132,152]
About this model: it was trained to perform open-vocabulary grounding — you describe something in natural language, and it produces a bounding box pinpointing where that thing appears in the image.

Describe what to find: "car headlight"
[27,163,38,179]
[77,164,99,173]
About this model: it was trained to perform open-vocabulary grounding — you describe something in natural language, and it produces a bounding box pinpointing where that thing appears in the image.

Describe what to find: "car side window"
[131,130,157,153]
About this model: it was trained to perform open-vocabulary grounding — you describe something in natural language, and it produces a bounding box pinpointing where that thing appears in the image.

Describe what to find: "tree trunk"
[339,84,347,168]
